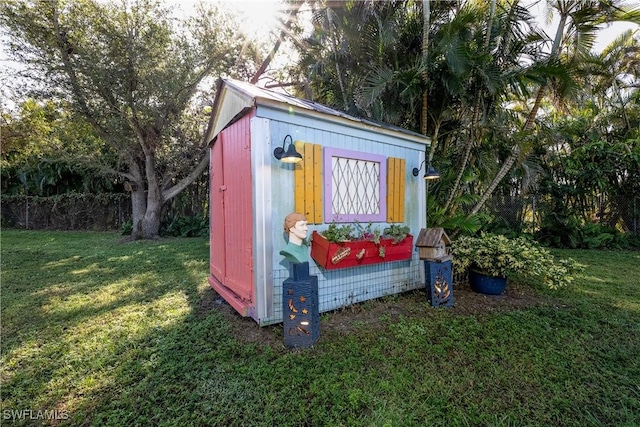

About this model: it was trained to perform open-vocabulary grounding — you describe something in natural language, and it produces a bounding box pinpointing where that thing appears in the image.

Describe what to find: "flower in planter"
[319,221,410,244]
[450,232,583,289]
[318,222,355,243]
[383,224,411,243]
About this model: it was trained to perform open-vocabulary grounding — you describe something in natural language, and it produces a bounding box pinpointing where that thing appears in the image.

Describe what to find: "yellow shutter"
[294,142,323,224]
[312,144,323,224]
[386,157,406,223]
[294,141,306,215]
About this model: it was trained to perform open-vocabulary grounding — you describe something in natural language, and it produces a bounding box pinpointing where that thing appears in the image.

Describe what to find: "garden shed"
[205,78,431,325]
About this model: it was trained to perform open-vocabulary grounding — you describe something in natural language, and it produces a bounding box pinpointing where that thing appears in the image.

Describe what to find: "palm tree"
[294,0,423,122]
[287,0,639,233]
[442,0,541,212]
[587,29,640,127]
[469,0,640,215]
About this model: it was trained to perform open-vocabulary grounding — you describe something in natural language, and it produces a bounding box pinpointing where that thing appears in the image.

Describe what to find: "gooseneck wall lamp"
[274,134,303,164]
[413,159,440,229]
[412,160,440,180]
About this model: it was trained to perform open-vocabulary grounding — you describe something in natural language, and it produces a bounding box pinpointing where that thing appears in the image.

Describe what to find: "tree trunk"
[420,0,430,136]
[250,2,302,84]
[469,86,546,215]
[140,203,162,240]
[130,186,146,239]
[427,117,442,163]
[130,184,164,240]
[467,5,570,216]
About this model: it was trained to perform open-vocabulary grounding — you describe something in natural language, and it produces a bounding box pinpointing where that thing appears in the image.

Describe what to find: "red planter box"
[310,231,413,270]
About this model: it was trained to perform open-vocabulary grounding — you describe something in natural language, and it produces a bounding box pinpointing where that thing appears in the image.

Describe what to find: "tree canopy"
[1,0,262,239]
[288,0,640,236]
[2,0,639,242]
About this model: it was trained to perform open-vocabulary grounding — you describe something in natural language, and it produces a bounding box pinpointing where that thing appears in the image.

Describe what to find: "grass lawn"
[1,230,639,426]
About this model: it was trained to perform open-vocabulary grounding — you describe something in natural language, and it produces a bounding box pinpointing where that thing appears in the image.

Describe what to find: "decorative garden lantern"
[282,262,320,348]
[280,213,319,348]
[415,228,453,307]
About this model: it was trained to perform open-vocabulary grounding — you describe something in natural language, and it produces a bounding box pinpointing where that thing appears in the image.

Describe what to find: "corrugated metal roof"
[205,78,431,146]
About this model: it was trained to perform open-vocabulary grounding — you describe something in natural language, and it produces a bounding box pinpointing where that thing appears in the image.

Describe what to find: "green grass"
[1,230,639,426]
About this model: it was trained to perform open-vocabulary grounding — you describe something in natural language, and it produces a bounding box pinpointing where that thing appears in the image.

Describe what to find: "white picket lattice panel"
[331,156,381,215]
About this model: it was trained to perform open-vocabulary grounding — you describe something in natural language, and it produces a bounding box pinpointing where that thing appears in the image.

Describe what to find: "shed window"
[323,147,387,222]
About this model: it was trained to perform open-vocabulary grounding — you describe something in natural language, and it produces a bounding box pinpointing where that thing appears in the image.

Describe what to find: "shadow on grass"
[1,232,223,423]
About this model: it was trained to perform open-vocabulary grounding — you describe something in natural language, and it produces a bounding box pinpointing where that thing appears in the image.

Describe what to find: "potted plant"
[450,233,582,294]
[310,222,413,270]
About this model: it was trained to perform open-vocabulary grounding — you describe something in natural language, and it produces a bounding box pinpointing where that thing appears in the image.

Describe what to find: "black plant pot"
[469,269,507,295]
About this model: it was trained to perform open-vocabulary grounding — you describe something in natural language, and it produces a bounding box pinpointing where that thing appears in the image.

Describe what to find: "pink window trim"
[323,147,387,223]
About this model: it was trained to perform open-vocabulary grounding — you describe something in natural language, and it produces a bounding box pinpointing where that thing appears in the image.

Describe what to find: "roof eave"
[253,96,431,147]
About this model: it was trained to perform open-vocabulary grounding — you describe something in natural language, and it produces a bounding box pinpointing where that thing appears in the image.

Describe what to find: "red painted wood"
[210,137,226,282]
[221,115,254,302]
[209,112,254,307]
[208,275,250,316]
[310,231,413,270]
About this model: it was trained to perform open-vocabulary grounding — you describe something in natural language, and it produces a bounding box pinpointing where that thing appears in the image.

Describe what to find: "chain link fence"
[486,193,639,237]
[1,193,131,231]
[3,184,637,242]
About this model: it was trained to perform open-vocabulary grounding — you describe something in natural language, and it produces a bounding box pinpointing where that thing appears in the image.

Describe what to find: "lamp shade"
[424,164,440,180]
[280,143,303,163]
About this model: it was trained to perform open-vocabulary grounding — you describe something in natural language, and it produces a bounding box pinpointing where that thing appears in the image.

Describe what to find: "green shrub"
[537,215,635,249]
[451,233,583,289]
[121,219,133,235]
[160,215,208,237]
[122,215,208,237]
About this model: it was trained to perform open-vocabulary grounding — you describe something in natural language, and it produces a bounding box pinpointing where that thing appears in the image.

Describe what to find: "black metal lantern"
[412,160,440,180]
[274,134,303,163]
[424,259,454,307]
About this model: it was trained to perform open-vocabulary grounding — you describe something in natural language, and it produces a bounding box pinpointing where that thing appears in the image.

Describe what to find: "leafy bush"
[483,216,526,239]
[161,215,208,237]
[121,219,133,235]
[537,215,635,249]
[451,233,583,289]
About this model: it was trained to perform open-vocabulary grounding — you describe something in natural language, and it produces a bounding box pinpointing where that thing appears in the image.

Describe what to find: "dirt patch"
[199,281,560,349]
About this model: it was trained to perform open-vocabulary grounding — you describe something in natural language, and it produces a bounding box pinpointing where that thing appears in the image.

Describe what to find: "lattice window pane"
[323,147,387,223]
[331,157,380,215]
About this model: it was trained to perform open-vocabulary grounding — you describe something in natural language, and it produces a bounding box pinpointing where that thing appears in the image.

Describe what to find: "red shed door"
[210,140,226,281]
[209,117,254,307]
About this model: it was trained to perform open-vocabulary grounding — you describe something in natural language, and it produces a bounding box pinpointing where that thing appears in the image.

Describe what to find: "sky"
[525,0,639,52]
[175,0,287,38]
[596,22,638,50]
